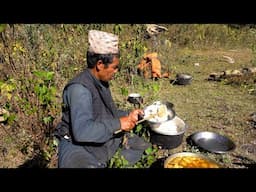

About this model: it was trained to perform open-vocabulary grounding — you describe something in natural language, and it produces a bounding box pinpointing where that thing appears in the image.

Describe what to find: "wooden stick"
[114,114,157,134]
[114,116,151,134]
[114,129,123,134]
[136,113,157,125]
[135,117,150,125]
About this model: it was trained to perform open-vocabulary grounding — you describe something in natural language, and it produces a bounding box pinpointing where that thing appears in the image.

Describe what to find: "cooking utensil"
[149,115,187,149]
[174,73,193,85]
[135,114,156,125]
[114,101,174,134]
[114,105,171,134]
[127,93,143,108]
[144,101,175,123]
[136,107,172,124]
[189,131,236,154]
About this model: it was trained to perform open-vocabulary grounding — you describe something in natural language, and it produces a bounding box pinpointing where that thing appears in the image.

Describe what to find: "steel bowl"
[190,131,236,154]
[164,152,222,168]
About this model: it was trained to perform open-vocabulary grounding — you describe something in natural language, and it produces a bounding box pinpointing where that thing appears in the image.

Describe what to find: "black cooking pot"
[175,73,193,85]
[150,131,185,149]
[148,116,188,149]
[127,93,143,108]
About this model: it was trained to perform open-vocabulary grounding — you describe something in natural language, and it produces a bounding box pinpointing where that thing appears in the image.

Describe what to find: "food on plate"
[144,101,169,122]
[157,104,168,118]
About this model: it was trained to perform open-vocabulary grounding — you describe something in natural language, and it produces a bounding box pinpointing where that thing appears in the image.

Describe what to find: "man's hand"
[119,109,144,132]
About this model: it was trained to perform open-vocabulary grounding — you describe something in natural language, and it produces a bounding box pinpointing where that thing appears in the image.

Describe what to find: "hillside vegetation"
[0,24,255,168]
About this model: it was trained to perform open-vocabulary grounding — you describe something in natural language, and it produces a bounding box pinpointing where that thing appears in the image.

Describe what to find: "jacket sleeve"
[64,84,121,143]
[116,109,129,118]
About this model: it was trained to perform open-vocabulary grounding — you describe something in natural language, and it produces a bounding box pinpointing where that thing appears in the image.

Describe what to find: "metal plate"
[190,131,236,154]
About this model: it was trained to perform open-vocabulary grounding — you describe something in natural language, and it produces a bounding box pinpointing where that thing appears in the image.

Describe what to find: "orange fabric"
[151,58,161,78]
[137,58,151,78]
[137,52,168,79]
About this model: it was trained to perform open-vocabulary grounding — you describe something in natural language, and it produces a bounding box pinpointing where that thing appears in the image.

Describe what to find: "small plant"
[132,145,158,168]
[108,149,130,168]
[108,144,158,168]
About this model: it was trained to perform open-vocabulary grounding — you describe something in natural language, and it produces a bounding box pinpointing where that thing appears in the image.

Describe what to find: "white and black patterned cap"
[88,30,119,54]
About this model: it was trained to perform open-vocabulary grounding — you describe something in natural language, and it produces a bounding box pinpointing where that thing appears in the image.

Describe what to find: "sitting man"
[55,30,150,168]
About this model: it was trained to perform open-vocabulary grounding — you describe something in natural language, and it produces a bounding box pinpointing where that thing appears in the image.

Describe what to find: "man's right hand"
[119,109,144,132]
[119,116,136,132]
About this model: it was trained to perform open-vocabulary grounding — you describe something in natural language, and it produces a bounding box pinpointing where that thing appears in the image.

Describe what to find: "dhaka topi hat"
[88,30,119,54]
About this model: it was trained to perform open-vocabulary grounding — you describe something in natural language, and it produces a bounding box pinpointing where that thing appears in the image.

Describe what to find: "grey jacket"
[56,69,128,168]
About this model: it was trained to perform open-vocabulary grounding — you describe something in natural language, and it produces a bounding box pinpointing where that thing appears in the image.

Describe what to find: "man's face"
[99,56,119,82]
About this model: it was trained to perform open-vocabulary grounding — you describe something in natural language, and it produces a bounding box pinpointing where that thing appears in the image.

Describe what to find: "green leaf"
[145,146,153,154]
[33,71,54,81]
[120,87,128,96]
